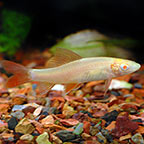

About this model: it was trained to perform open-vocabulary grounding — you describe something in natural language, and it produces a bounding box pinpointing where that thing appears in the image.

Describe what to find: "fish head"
[111,58,141,77]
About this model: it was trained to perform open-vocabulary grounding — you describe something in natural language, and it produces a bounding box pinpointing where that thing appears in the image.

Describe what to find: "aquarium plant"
[0,9,31,55]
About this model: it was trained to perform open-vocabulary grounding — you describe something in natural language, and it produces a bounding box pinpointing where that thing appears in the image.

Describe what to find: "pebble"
[2,133,14,141]
[20,134,34,141]
[36,132,51,144]
[123,94,134,98]
[81,133,91,140]
[11,111,25,119]
[32,133,40,136]
[127,108,137,114]
[12,94,27,105]
[132,119,143,123]
[49,107,58,114]
[8,117,18,130]
[7,137,14,142]
[41,115,54,125]
[55,130,76,142]
[112,113,138,138]
[35,115,41,121]
[101,110,119,125]
[69,136,83,143]
[75,90,83,97]
[80,110,93,118]
[131,133,144,144]
[119,133,132,141]
[22,106,36,115]
[52,135,63,144]
[0,120,4,124]
[0,104,10,113]
[12,105,26,112]
[32,84,37,90]
[15,118,35,134]
[0,121,7,133]
[90,126,99,136]
[45,97,51,107]
[41,111,49,116]
[42,107,50,114]
[109,79,133,90]
[110,91,121,96]
[16,139,29,144]
[73,123,83,135]
[101,129,113,142]
[33,106,43,117]
[95,120,102,130]
[96,132,107,144]
[24,103,39,108]
[134,83,142,89]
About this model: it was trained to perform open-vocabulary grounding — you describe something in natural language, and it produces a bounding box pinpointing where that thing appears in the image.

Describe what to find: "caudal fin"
[1,60,31,88]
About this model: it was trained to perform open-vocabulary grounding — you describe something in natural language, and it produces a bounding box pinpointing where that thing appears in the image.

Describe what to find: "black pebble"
[132,119,143,123]
[55,130,76,142]
[101,110,119,125]
[41,111,49,116]
[32,133,40,136]
[80,110,93,118]
[8,117,18,130]
[111,91,121,96]
[101,129,113,142]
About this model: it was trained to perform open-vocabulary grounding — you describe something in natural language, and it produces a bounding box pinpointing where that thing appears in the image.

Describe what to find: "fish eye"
[120,63,129,71]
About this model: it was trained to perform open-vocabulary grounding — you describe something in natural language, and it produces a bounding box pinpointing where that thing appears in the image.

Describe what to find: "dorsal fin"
[45,48,82,68]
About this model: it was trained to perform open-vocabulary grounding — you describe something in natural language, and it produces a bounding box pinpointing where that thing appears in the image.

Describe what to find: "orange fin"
[104,78,112,96]
[1,60,30,88]
[37,82,54,95]
[46,48,82,68]
[64,83,82,95]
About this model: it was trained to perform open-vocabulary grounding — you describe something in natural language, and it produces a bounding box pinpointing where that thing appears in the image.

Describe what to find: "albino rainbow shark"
[0,48,141,95]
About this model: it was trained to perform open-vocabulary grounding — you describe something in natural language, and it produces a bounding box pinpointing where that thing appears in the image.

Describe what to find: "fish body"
[0,48,141,95]
[30,57,140,83]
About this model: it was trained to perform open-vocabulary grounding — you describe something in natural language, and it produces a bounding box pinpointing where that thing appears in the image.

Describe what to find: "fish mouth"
[132,62,141,72]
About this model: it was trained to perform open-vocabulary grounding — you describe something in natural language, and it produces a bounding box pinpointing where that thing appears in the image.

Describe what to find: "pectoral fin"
[104,78,112,96]
[46,48,82,68]
[64,83,82,95]
[37,82,54,95]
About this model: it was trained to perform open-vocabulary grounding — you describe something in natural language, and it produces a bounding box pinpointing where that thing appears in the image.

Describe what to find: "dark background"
[2,0,144,62]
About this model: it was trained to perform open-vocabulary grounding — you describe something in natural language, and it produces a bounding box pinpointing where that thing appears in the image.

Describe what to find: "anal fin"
[37,82,54,95]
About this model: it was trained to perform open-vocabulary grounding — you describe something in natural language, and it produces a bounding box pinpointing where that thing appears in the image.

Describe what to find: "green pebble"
[36,132,52,144]
[73,123,83,135]
[131,133,144,144]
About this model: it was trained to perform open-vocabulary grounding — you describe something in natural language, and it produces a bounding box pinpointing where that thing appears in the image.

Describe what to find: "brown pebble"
[22,106,36,115]
[15,118,35,134]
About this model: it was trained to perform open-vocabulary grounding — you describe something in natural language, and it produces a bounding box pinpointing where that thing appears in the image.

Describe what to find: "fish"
[0,48,141,95]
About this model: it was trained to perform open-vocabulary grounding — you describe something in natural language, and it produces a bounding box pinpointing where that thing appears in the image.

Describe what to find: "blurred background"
[0,0,144,63]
